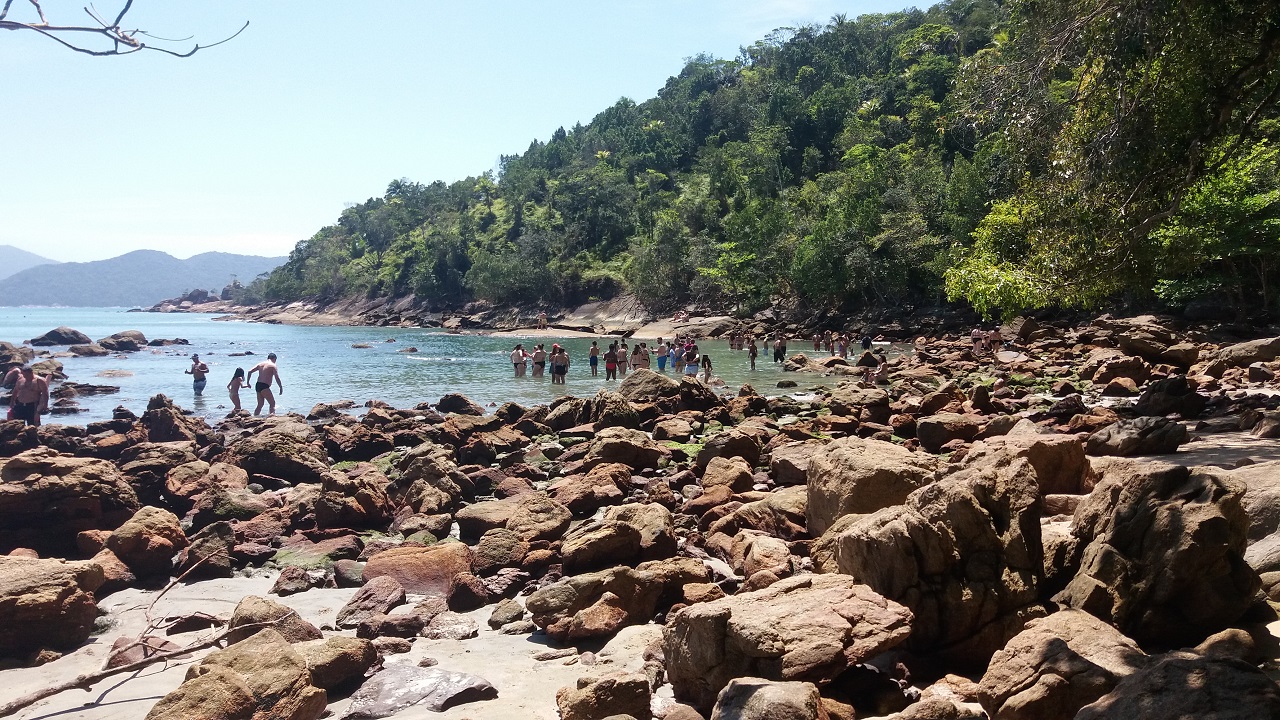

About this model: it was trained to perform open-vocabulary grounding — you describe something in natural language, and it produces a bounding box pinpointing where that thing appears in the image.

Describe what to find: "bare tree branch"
[0,0,246,57]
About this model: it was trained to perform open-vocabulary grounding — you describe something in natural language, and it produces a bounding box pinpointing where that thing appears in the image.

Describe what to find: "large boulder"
[336,575,406,629]
[962,434,1088,496]
[977,609,1148,720]
[618,368,681,404]
[549,462,631,516]
[1217,336,1280,367]
[1132,375,1206,418]
[0,556,105,658]
[584,426,666,470]
[456,492,572,542]
[294,636,377,690]
[223,428,330,485]
[827,385,891,422]
[0,447,139,554]
[144,628,327,720]
[526,557,709,643]
[362,542,472,596]
[98,330,148,352]
[104,505,188,577]
[343,664,497,717]
[815,452,1044,667]
[226,595,323,645]
[664,574,913,713]
[119,441,199,505]
[1085,417,1187,456]
[27,326,91,346]
[1054,459,1258,647]
[557,673,652,720]
[314,464,393,530]
[561,521,643,574]
[709,678,830,720]
[805,437,939,536]
[602,502,677,560]
[916,413,984,453]
[1075,651,1280,719]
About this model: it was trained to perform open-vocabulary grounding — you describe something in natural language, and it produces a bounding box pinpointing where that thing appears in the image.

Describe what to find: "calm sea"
[0,308,842,425]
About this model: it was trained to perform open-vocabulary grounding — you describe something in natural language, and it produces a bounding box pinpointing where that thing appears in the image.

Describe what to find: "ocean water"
[0,308,850,425]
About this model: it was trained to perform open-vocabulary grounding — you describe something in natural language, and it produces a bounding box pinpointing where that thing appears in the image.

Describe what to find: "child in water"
[227,367,246,412]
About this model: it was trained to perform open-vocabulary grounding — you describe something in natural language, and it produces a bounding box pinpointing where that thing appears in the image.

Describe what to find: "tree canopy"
[253,0,1280,320]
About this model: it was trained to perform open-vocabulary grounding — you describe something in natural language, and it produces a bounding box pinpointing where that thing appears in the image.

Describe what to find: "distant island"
[0,249,284,307]
[0,245,57,282]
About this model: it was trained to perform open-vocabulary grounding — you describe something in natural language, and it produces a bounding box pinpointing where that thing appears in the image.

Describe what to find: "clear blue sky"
[2,0,914,262]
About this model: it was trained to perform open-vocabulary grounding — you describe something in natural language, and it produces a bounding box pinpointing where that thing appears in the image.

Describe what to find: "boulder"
[165,460,248,511]
[585,426,666,470]
[1075,651,1280,719]
[0,556,104,658]
[815,452,1044,667]
[295,636,377,690]
[602,502,677,561]
[119,441,199,504]
[557,673,652,720]
[314,464,393,530]
[104,505,188,577]
[1085,417,1187,456]
[0,447,139,554]
[977,609,1147,720]
[561,521,644,574]
[770,439,826,486]
[527,557,709,642]
[549,463,631,515]
[1055,460,1258,647]
[0,420,39,456]
[505,493,573,541]
[27,326,91,346]
[139,394,210,444]
[223,428,329,485]
[592,389,641,430]
[696,429,763,470]
[144,629,326,720]
[962,434,1088,496]
[323,424,395,462]
[437,392,486,416]
[1217,336,1280,367]
[827,385,891,423]
[98,330,148,352]
[916,413,984,453]
[618,368,681,403]
[709,677,829,720]
[471,528,530,575]
[226,595,323,644]
[336,575,406,628]
[664,574,912,713]
[702,455,756,493]
[362,542,472,596]
[805,437,939,536]
[343,664,498,717]
[1133,375,1206,418]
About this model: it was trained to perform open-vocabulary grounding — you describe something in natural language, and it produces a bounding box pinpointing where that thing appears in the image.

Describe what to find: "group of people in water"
[509,335,723,384]
[187,352,284,416]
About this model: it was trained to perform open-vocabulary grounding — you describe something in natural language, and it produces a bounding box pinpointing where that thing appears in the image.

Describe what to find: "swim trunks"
[589,356,598,366]
[255,382,270,392]
[11,401,36,425]
[193,379,207,395]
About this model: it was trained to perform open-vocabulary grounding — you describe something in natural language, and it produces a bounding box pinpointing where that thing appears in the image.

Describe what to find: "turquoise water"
[0,308,838,425]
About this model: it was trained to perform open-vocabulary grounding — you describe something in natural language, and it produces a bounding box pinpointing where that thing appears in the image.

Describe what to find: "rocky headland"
[2,313,1280,718]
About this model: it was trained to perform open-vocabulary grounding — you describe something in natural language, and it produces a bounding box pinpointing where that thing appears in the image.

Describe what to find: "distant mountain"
[0,245,57,281]
[0,250,284,307]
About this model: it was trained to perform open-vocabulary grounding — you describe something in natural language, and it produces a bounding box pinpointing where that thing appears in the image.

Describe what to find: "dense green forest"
[251,0,1280,319]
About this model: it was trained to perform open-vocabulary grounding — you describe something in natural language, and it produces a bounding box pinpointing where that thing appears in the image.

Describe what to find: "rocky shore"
[2,313,1280,719]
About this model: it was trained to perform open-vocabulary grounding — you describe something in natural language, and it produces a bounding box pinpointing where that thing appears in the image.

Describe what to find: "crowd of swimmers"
[190,352,284,416]
[509,335,724,385]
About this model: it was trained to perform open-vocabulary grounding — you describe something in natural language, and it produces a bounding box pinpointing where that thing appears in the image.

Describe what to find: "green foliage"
[254,0,1280,320]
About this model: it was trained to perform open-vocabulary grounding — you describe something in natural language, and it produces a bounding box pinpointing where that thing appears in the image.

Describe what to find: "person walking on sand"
[246,353,283,416]
[186,354,209,396]
[589,341,600,377]
[537,311,548,330]
[510,344,529,377]
[227,367,246,413]
[9,366,48,427]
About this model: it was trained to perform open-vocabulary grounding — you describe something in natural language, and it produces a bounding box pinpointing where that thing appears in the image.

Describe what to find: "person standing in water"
[186,354,210,396]
[701,353,714,383]
[550,345,570,384]
[655,338,668,372]
[747,337,758,370]
[246,353,283,416]
[589,341,600,377]
[531,344,547,378]
[9,366,48,426]
[604,343,618,381]
[510,344,529,377]
[227,367,246,413]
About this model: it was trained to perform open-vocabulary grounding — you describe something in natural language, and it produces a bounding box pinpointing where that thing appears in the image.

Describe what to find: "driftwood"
[0,549,295,717]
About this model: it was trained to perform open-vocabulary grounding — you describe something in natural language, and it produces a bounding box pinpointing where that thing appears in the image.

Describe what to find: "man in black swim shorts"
[246,353,283,416]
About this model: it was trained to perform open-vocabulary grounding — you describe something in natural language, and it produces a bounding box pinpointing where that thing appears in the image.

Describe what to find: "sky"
[2,0,914,263]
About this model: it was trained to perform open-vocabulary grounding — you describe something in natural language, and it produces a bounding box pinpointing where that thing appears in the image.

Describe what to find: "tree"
[0,0,246,57]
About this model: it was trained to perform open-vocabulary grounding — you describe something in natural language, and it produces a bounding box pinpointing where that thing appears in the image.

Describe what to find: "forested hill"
[254,0,1280,320]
